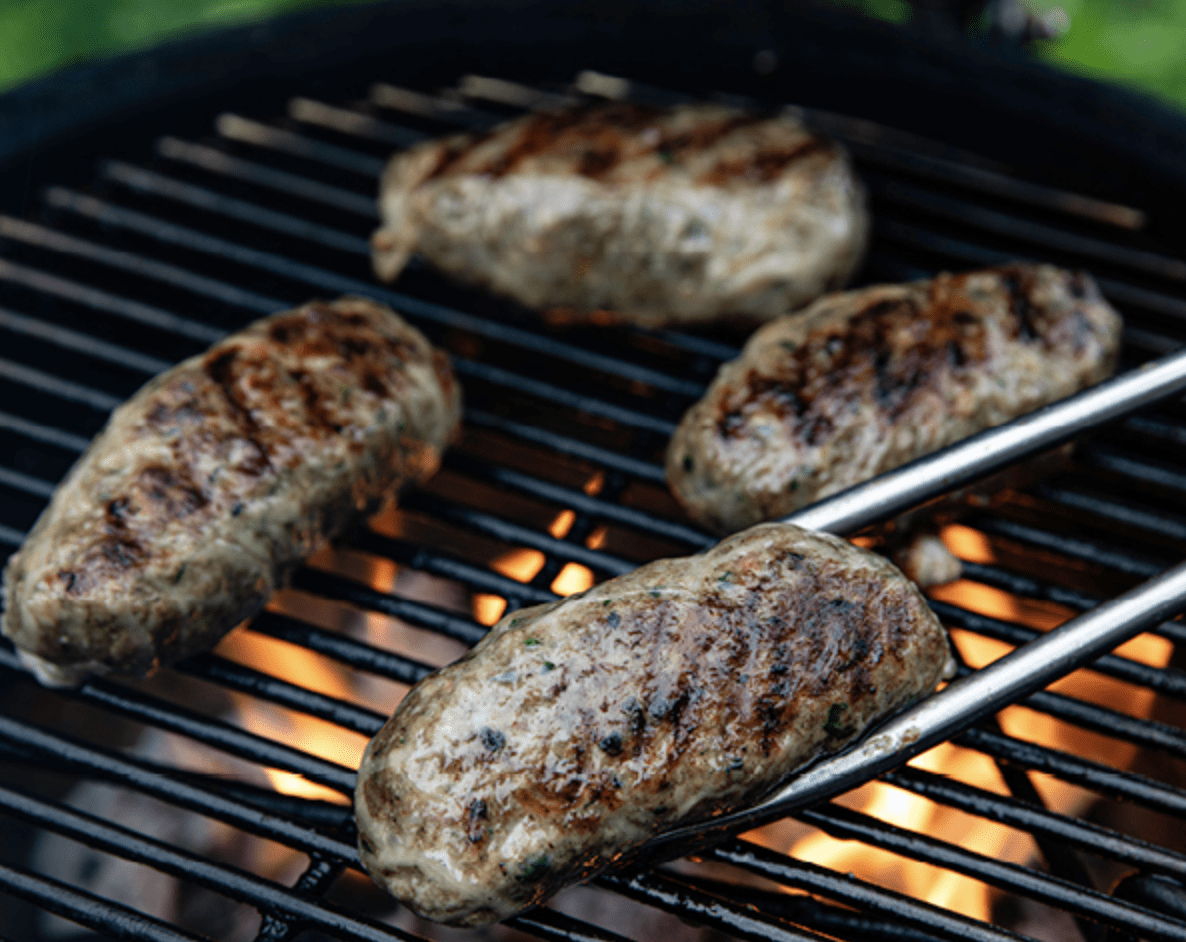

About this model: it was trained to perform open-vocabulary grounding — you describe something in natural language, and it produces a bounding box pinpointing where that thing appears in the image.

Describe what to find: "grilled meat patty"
[372,102,868,328]
[356,522,952,926]
[667,264,1123,534]
[2,298,461,687]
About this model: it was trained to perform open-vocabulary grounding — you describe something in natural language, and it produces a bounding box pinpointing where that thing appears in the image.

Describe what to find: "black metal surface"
[3,6,1186,942]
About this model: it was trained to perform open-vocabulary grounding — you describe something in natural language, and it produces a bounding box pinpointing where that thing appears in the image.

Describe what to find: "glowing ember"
[550,509,577,538]
[553,562,594,595]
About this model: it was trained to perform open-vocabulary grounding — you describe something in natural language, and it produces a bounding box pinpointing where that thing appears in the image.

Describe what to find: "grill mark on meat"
[715,286,997,442]
[1002,269,1039,342]
[477,103,660,179]
[661,113,764,158]
[290,369,343,435]
[426,137,483,181]
[137,465,208,518]
[204,348,273,474]
[425,104,783,183]
[699,139,829,186]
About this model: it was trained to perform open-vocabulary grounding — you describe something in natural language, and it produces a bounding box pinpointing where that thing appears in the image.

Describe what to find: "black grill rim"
[6,0,1186,225]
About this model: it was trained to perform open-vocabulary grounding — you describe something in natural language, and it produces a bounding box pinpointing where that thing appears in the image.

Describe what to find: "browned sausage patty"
[3,297,461,686]
[356,522,952,926]
[667,264,1123,533]
[372,102,868,327]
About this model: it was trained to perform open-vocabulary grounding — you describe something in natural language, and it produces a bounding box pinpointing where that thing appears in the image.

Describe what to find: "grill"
[5,2,1186,940]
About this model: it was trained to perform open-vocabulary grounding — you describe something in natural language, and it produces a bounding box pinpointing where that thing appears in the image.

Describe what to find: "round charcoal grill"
[5,2,1186,940]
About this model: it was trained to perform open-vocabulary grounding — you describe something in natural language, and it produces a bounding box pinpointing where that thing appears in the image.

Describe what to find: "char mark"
[479,102,659,178]
[701,139,828,185]
[139,465,208,518]
[204,346,273,473]
[1002,272,1039,342]
[661,113,763,158]
[290,369,343,435]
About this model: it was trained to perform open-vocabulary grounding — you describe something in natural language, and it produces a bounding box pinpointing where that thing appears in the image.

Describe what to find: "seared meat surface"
[372,102,868,327]
[667,264,1122,534]
[3,298,461,687]
[356,522,952,926]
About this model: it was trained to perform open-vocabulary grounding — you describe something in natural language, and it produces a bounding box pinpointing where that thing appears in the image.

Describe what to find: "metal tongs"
[633,346,1186,864]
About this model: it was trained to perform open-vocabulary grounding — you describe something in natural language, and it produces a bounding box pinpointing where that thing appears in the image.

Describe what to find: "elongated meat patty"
[372,102,868,327]
[2,297,461,687]
[667,264,1123,534]
[356,522,952,926]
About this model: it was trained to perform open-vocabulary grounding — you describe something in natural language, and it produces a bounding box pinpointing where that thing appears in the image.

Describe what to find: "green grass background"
[0,0,1181,112]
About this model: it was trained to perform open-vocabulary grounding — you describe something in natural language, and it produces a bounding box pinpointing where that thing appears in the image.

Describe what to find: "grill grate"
[2,65,1186,942]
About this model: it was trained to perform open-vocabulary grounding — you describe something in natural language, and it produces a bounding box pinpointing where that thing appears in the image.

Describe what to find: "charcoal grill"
[6,1,1186,939]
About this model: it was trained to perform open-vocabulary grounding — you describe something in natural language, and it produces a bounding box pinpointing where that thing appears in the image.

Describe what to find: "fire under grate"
[2,65,1186,942]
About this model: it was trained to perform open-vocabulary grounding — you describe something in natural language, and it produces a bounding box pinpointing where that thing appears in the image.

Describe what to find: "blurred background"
[0,0,1182,111]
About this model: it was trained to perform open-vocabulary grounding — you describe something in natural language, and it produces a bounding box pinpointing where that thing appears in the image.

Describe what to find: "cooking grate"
[3,60,1186,942]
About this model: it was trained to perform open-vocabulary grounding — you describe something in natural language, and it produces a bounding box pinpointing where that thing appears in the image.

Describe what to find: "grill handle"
[787,346,1186,536]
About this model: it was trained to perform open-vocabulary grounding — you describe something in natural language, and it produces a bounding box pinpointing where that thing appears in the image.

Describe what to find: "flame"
[550,510,576,538]
[473,594,507,626]
[941,524,995,563]
[751,523,1174,922]
[490,547,546,582]
[216,628,365,804]
[553,563,594,596]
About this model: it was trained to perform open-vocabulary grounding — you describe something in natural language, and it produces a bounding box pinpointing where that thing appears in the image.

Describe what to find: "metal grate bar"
[0,861,207,942]
[101,161,373,255]
[710,839,1027,942]
[1036,482,1186,543]
[451,359,680,435]
[1081,445,1186,496]
[323,535,556,604]
[442,450,713,548]
[157,137,380,217]
[178,653,387,736]
[41,187,707,399]
[368,84,504,130]
[1024,685,1186,759]
[68,677,357,793]
[214,113,392,175]
[799,804,1186,942]
[287,99,432,148]
[885,766,1186,878]
[0,255,224,343]
[0,783,425,942]
[972,516,1166,578]
[0,702,358,860]
[288,563,511,637]
[254,856,344,942]
[0,357,120,411]
[597,869,832,942]
[0,408,90,452]
[870,178,1186,282]
[876,218,1186,322]
[932,600,1186,700]
[0,215,278,317]
[958,560,1186,645]
[399,490,637,575]
[249,607,480,673]
[0,303,170,374]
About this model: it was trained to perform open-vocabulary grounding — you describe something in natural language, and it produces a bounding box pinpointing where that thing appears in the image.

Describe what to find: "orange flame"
[750,523,1172,920]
